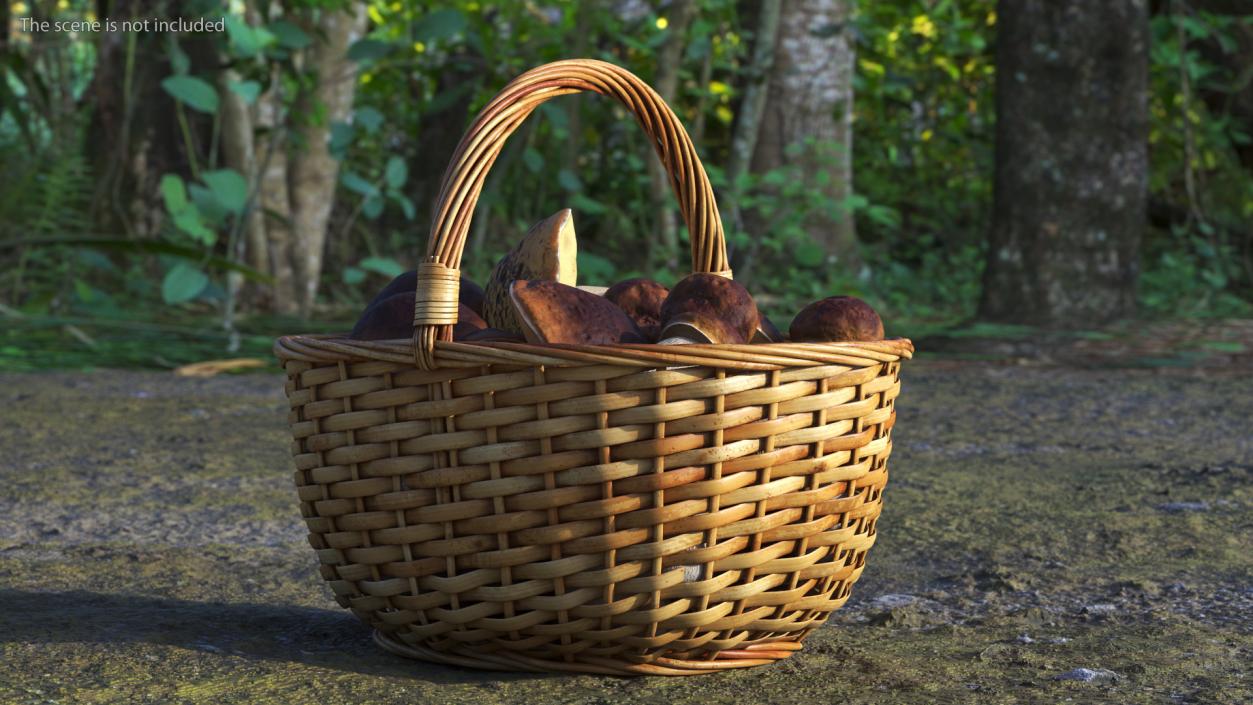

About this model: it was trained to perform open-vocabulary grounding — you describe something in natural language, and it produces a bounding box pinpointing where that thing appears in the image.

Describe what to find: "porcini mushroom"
[364,270,487,317]
[753,314,785,343]
[453,303,488,340]
[509,280,646,345]
[789,296,884,342]
[350,291,414,341]
[657,273,759,345]
[484,209,577,334]
[605,278,670,342]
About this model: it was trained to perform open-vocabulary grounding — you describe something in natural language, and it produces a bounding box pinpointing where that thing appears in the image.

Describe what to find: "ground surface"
[0,360,1249,704]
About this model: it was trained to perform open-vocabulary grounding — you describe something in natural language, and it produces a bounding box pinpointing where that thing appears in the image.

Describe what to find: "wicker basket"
[275,59,913,676]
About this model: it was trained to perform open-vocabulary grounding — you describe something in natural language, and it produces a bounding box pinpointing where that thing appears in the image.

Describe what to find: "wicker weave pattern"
[275,59,912,675]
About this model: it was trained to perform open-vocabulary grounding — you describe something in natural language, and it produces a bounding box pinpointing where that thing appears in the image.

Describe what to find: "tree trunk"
[979,0,1149,325]
[748,0,860,275]
[645,0,698,272]
[288,5,367,316]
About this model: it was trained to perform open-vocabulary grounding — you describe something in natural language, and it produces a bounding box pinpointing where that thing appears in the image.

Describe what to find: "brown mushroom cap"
[753,313,785,343]
[453,303,488,340]
[605,278,670,342]
[460,327,525,343]
[364,271,486,317]
[789,296,884,342]
[658,273,759,344]
[510,280,646,345]
[484,209,578,333]
[350,291,414,341]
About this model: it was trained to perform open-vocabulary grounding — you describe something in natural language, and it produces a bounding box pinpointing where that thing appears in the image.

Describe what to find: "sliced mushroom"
[657,273,759,345]
[364,270,486,317]
[752,313,785,343]
[510,280,646,345]
[605,278,670,342]
[577,285,609,296]
[789,296,884,342]
[484,209,577,334]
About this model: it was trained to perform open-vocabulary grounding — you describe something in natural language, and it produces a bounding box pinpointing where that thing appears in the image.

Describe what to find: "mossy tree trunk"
[979,0,1149,325]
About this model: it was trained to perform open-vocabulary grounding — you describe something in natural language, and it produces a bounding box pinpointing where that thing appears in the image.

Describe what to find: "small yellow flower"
[360,72,373,85]
[986,11,997,26]
[13,1,29,14]
[656,16,668,30]
[921,129,934,142]
[716,105,733,124]
[413,41,426,53]
[708,80,730,95]
[912,15,936,39]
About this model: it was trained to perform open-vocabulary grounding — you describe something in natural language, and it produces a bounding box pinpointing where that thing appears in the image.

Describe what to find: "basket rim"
[273,333,913,370]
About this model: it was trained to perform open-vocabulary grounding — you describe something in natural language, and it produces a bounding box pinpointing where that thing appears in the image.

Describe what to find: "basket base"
[373,631,802,677]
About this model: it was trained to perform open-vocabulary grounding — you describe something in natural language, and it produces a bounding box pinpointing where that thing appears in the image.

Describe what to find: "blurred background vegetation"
[1,0,1250,370]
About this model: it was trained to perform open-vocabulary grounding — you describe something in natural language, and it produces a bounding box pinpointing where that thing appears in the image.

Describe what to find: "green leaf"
[340,171,379,197]
[577,252,616,283]
[391,193,416,220]
[329,121,354,159]
[225,15,276,57]
[228,79,261,104]
[172,209,215,245]
[414,9,468,42]
[342,266,366,285]
[359,257,406,278]
[796,241,825,267]
[384,156,407,189]
[570,193,608,215]
[161,76,219,114]
[557,168,582,192]
[201,169,248,214]
[362,196,384,220]
[355,106,384,132]
[268,19,311,49]
[523,148,544,174]
[1,237,270,283]
[162,264,210,304]
[160,174,188,215]
[188,184,227,226]
[347,38,393,62]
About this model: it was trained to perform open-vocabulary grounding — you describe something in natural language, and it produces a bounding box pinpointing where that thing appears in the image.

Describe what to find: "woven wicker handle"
[412,58,730,369]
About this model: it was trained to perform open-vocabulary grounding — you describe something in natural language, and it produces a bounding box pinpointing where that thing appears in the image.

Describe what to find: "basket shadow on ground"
[0,588,552,684]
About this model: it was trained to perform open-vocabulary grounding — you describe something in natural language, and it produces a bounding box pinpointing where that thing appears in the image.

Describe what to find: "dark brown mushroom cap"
[753,314,785,343]
[658,273,759,344]
[510,280,646,345]
[364,270,487,317]
[453,303,488,340]
[350,291,414,341]
[789,296,884,342]
[605,278,670,342]
[460,327,525,343]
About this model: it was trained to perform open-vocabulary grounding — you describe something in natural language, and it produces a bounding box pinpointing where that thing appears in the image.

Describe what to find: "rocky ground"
[0,359,1249,704]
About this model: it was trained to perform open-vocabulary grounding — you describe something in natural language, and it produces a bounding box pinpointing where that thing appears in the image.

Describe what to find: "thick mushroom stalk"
[657,273,760,345]
[484,209,578,334]
[789,296,885,342]
[605,278,670,342]
[509,280,646,345]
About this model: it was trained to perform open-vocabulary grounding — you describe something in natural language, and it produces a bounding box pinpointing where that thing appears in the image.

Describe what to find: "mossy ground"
[1,362,1249,704]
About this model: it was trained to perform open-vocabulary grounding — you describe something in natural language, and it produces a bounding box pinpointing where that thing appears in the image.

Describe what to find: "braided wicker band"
[413,58,730,369]
[275,59,912,677]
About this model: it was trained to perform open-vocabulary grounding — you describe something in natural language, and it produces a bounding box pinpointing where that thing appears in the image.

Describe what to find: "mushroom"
[453,303,488,340]
[789,296,884,342]
[752,314,785,343]
[350,291,413,341]
[509,280,646,345]
[657,273,759,345]
[460,327,525,343]
[364,270,486,317]
[484,209,577,334]
[351,292,484,342]
[604,278,670,342]
[577,285,609,296]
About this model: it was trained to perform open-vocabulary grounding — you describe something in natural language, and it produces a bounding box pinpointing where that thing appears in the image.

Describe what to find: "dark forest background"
[1,0,1250,369]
